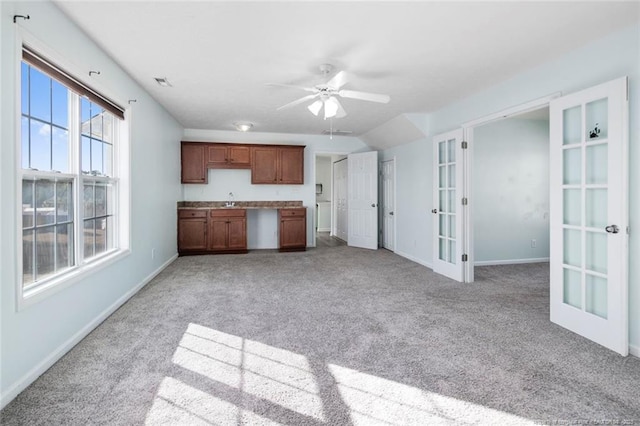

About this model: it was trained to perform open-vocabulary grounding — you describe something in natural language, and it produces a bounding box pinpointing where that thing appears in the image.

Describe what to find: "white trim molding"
[0,254,178,410]
[395,250,433,270]
[474,257,550,266]
[629,344,640,358]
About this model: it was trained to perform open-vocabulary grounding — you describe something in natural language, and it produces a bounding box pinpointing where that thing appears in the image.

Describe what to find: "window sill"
[18,249,131,311]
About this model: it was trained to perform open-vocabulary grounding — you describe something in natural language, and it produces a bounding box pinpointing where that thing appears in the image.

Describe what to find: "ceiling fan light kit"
[234,122,253,132]
[268,64,390,120]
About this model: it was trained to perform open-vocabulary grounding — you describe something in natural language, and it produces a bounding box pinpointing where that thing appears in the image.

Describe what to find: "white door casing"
[333,159,348,241]
[348,151,379,250]
[432,129,465,282]
[382,159,395,251]
[550,77,629,355]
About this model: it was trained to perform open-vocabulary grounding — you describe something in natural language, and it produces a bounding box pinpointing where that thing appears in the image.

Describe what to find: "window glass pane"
[22,180,34,228]
[56,181,73,223]
[84,183,95,218]
[106,216,115,251]
[95,217,107,255]
[91,109,104,140]
[23,229,35,287]
[102,114,114,144]
[21,117,29,169]
[81,97,92,129]
[103,143,113,177]
[30,67,51,122]
[56,224,74,271]
[95,184,107,217]
[35,180,55,226]
[52,80,69,128]
[21,62,29,115]
[30,120,51,171]
[91,139,104,175]
[82,136,91,174]
[84,219,95,259]
[52,127,69,172]
[35,226,56,281]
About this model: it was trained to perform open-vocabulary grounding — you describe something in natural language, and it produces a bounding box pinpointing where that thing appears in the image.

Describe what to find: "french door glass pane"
[449,241,456,265]
[586,189,607,228]
[448,215,455,238]
[586,231,607,274]
[439,238,446,261]
[448,190,456,213]
[563,106,582,145]
[586,144,607,184]
[586,274,608,319]
[438,142,446,164]
[448,165,455,188]
[563,268,582,309]
[439,166,446,188]
[563,189,581,226]
[439,214,446,237]
[563,148,581,185]
[447,139,455,162]
[563,229,581,267]
[439,190,446,212]
[585,98,608,140]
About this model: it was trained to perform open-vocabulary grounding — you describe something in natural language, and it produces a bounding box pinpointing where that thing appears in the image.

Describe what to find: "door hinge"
[461,141,468,149]
[462,254,468,262]
[462,197,468,205]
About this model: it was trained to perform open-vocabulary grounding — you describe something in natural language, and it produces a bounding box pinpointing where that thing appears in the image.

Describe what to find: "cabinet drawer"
[179,209,207,218]
[211,209,246,218]
[280,208,306,217]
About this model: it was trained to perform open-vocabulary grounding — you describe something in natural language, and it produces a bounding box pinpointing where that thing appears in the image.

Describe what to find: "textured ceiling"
[53,1,639,139]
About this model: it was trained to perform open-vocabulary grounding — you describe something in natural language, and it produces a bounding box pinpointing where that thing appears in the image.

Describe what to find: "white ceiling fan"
[268,64,390,120]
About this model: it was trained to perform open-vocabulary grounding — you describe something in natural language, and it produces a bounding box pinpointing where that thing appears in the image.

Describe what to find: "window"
[20,47,126,294]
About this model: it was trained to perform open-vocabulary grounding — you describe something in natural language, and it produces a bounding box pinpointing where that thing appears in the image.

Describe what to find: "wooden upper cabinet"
[208,144,251,169]
[251,145,304,184]
[279,146,304,184]
[251,146,279,184]
[181,143,207,183]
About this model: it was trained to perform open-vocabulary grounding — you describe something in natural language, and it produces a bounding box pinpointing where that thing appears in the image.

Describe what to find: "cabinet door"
[208,145,228,166]
[280,218,306,250]
[209,218,229,250]
[279,146,304,184]
[252,146,278,184]
[181,143,206,183]
[227,217,247,250]
[178,218,208,250]
[229,146,251,166]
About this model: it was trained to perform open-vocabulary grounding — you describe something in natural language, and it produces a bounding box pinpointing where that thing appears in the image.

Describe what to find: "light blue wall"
[473,118,550,263]
[382,24,640,351]
[0,1,183,405]
[181,129,368,248]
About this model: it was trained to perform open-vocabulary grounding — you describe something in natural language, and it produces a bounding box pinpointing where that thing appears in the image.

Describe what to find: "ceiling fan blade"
[276,93,318,111]
[327,71,348,90]
[338,89,390,103]
[266,83,316,93]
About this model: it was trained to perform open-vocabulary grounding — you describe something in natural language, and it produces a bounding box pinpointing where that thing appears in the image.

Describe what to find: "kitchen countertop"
[177,201,304,210]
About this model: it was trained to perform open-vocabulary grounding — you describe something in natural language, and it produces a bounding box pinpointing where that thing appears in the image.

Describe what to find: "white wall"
[181,129,368,248]
[315,156,332,202]
[473,118,550,264]
[382,24,640,352]
[0,1,183,407]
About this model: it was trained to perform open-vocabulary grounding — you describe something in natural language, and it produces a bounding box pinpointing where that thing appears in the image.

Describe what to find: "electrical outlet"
[531,239,536,248]
[151,248,156,259]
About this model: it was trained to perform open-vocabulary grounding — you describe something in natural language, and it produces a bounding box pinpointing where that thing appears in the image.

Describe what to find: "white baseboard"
[0,254,178,410]
[317,227,330,232]
[474,257,550,266]
[630,343,640,358]
[395,250,433,270]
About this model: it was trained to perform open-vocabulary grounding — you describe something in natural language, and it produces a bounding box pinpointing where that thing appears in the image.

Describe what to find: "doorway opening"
[314,153,347,248]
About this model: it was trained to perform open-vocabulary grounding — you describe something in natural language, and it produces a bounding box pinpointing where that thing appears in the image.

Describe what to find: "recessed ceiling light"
[234,122,253,132]
[154,77,172,87]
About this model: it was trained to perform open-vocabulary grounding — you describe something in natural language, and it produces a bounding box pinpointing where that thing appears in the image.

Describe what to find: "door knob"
[371,203,377,208]
[605,224,619,234]
[431,209,438,214]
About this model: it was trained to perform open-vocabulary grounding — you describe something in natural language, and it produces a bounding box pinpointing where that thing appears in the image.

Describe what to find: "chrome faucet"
[225,192,235,207]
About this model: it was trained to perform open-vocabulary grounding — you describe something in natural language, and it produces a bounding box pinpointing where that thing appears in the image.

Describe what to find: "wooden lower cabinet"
[209,209,248,253]
[279,208,307,252]
[178,210,208,253]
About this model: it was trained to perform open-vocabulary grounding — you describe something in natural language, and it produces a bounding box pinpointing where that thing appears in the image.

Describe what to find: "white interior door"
[333,159,348,241]
[348,151,378,250]
[382,159,395,251]
[432,129,465,281]
[550,77,629,355]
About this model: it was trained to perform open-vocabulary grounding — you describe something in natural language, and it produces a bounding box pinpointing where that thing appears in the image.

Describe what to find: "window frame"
[15,34,131,310]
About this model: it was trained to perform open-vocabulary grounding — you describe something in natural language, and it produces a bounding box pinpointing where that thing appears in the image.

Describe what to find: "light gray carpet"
[2,246,639,425]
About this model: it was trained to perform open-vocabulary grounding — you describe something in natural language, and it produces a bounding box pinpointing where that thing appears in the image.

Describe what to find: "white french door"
[550,77,629,355]
[381,159,395,251]
[348,151,378,250]
[432,129,465,282]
